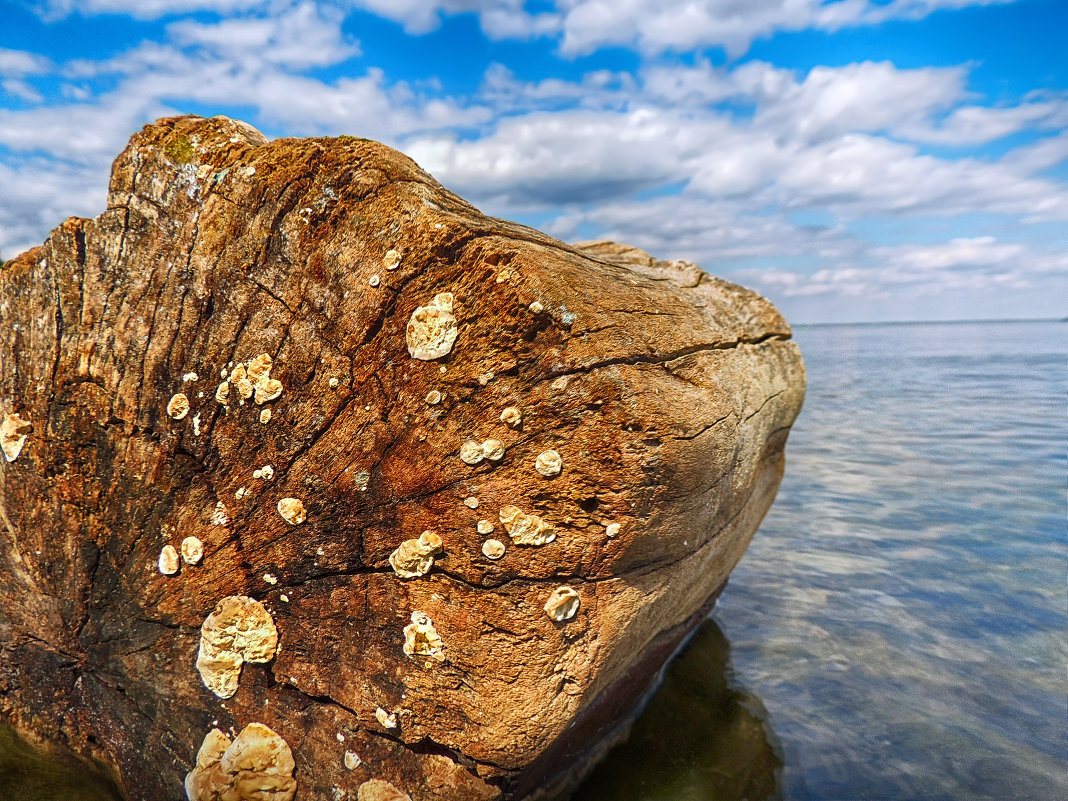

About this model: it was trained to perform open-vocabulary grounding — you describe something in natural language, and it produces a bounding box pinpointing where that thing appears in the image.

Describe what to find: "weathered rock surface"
[0,115,804,800]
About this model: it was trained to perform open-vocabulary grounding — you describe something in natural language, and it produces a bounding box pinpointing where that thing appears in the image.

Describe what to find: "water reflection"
[0,722,122,801]
[570,617,782,801]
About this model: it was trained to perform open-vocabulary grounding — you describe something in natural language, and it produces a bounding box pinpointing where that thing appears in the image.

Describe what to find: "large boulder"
[0,115,804,800]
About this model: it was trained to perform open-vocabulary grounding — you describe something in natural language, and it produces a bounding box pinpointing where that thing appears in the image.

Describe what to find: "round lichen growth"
[164,135,195,164]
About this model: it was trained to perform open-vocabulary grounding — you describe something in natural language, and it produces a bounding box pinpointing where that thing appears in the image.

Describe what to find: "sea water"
[4,320,1065,800]
[576,319,1067,800]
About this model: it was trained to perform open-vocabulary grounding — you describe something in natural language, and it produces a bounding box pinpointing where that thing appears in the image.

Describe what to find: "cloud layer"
[2,0,1064,322]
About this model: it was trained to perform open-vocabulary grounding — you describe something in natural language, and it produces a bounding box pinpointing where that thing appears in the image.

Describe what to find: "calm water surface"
[577,319,1067,801]
[3,320,1065,800]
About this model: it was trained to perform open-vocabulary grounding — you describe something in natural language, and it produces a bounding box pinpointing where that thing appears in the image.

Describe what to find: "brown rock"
[0,115,804,800]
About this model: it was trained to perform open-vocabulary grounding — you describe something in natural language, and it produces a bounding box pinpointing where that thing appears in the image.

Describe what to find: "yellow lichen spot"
[529,301,544,313]
[0,412,32,462]
[369,274,381,288]
[482,439,505,461]
[184,723,296,801]
[236,378,254,400]
[463,496,479,509]
[357,779,410,801]
[158,545,180,575]
[389,531,443,579]
[499,407,522,428]
[254,377,283,405]
[544,586,580,622]
[374,707,397,729]
[260,408,272,424]
[195,595,279,699]
[192,412,202,437]
[383,249,401,271]
[246,353,273,383]
[181,536,204,565]
[459,440,484,466]
[167,393,190,420]
[211,501,229,527]
[481,539,505,560]
[253,464,275,481]
[344,751,361,771]
[263,573,278,585]
[406,293,457,361]
[277,498,306,525]
[215,381,230,405]
[535,449,563,477]
[403,610,444,662]
[499,505,555,546]
[476,519,494,535]
[230,364,247,383]
[235,486,249,500]
[329,377,339,389]
[606,523,621,538]
[425,390,442,405]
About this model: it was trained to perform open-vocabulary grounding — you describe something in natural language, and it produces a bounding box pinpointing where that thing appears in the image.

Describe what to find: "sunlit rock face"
[0,114,803,800]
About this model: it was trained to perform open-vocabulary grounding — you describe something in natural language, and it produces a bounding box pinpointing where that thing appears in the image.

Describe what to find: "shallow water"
[577,319,1067,800]
[3,320,1065,800]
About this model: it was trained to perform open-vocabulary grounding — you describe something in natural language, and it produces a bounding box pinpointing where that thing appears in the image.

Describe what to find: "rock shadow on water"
[0,722,123,801]
[569,617,783,801]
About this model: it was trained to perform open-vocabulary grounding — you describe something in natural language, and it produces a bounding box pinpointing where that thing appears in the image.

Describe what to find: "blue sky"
[1,0,1065,323]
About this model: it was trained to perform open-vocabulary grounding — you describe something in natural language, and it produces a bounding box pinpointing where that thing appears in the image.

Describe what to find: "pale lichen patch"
[529,301,544,314]
[476,519,494,535]
[196,596,279,699]
[254,378,283,405]
[389,531,443,579]
[158,545,180,575]
[329,377,339,389]
[253,465,275,481]
[215,381,230,405]
[374,707,397,729]
[383,249,401,271]
[425,390,442,405]
[277,498,306,525]
[167,393,190,420]
[192,412,201,437]
[235,486,249,500]
[211,501,229,527]
[463,496,479,509]
[544,586,580,622]
[478,371,494,386]
[246,353,272,383]
[605,523,621,538]
[500,406,522,428]
[344,751,362,771]
[406,293,458,361]
[369,274,381,287]
[535,449,563,477]
[260,408,272,424]
[499,505,555,546]
[481,539,505,560]
[181,536,204,565]
[263,573,278,585]
[357,779,410,801]
[236,377,254,400]
[403,611,445,662]
[459,440,484,466]
[1,412,32,462]
[184,723,296,801]
[482,439,505,461]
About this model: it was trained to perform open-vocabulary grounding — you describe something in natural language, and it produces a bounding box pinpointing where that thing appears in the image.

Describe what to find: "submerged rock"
[0,115,804,800]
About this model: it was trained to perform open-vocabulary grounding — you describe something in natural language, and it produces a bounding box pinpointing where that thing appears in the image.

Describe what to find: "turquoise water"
[4,320,1065,800]
[577,319,1067,800]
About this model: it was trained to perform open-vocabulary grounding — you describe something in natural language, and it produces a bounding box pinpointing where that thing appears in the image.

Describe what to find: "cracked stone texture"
[0,115,805,800]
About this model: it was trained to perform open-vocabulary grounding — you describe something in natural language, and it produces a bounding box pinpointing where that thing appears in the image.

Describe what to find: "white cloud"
[554,0,1013,58]
[37,0,265,20]
[0,48,53,77]
[166,1,359,68]
[349,0,559,38]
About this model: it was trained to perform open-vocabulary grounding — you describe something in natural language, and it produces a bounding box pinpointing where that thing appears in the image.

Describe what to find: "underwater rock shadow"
[568,616,783,801]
